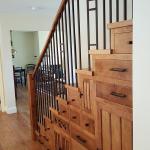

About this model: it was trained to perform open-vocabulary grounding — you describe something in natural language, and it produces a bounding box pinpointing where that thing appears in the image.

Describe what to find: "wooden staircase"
[28,18,132,150]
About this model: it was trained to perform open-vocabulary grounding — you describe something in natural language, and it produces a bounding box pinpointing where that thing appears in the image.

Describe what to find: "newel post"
[28,73,37,140]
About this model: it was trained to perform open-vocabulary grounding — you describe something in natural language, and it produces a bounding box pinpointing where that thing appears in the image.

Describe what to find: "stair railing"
[28,0,133,139]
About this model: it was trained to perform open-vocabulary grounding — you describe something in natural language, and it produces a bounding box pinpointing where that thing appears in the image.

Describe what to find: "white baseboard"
[6,106,17,114]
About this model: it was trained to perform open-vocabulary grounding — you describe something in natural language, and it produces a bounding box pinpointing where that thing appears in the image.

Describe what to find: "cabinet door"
[81,79,93,114]
[54,129,71,150]
[96,101,132,150]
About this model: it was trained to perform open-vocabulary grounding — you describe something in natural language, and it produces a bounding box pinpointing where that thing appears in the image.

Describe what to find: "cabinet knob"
[128,41,133,44]
[72,116,77,119]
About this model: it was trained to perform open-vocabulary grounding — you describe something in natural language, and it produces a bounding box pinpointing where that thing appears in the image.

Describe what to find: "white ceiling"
[0,0,61,15]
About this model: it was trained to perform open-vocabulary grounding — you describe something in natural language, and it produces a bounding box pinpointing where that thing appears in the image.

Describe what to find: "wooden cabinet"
[70,124,96,150]
[96,81,132,107]
[94,58,132,81]
[108,20,133,54]
[54,128,71,150]
[81,114,95,135]
[96,100,132,150]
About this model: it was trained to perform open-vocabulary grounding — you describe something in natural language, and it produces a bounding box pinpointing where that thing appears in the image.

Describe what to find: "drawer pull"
[128,41,133,44]
[72,99,75,102]
[76,135,86,144]
[80,93,84,98]
[72,116,77,119]
[110,68,127,72]
[85,123,90,127]
[111,92,127,98]
[62,110,67,113]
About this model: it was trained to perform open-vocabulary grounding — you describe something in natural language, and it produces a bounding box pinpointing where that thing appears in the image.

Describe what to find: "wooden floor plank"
[0,86,45,150]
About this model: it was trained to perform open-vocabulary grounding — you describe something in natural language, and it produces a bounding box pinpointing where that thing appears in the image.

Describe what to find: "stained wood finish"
[97,100,133,150]
[94,58,132,81]
[96,81,132,107]
[27,73,37,140]
[81,114,95,135]
[110,23,133,54]
[70,124,96,150]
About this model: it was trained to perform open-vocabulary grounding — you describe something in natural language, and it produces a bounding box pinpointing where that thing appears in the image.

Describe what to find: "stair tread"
[89,49,111,55]
[76,69,94,76]
[108,19,132,29]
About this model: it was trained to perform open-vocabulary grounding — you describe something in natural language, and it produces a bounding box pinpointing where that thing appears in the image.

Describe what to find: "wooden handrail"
[32,0,68,78]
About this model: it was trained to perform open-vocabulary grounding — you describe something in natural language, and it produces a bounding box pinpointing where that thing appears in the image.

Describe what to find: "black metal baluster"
[95,0,98,49]
[116,0,119,22]
[68,0,74,86]
[50,41,54,109]
[61,13,67,100]
[77,0,82,69]
[109,0,112,23]
[43,57,47,119]
[72,0,78,87]
[45,51,49,117]
[46,48,50,118]
[124,0,127,20]
[53,34,58,110]
[103,0,106,49]
[58,19,64,99]
[55,27,61,99]
[64,7,70,85]
[87,0,91,70]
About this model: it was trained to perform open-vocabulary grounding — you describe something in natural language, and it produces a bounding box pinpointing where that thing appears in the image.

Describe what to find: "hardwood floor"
[0,86,45,150]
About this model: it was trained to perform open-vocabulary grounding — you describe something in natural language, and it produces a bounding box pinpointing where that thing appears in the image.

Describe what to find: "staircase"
[28,0,133,150]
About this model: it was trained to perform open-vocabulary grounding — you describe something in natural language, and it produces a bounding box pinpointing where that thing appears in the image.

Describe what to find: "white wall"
[12,31,35,68]
[38,31,49,53]
[133,1,150,150]
[33,31,40,63]
[0,14,52,113]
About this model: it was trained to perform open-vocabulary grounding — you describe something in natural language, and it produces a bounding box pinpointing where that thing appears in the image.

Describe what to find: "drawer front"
[95,59,132,81]
[53,115,70,134]
[114,31,132,54]
[70,108,80,125]
[68,89,81,108]
[96,81,132,107]
[81,114,95,135]
[71,125,96,150]
[58,103,69,119]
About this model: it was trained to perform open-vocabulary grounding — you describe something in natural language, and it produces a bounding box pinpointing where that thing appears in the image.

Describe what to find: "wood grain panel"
[122,119,133,150]
[111,115,121,150]
[95,59,132,81]
[102,111,111,150]
[96,81,132,107]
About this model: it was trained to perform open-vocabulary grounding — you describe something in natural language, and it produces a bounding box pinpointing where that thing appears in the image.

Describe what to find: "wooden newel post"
[28,73,37,140]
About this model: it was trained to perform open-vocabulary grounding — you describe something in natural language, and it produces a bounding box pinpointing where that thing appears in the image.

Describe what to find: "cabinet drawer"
[95,59,132,81]
[67,89,81,108]
[53,115,70,134]
[70,125,96,150]
[70,108,80,126]
[58,103,69,119]
[114,31,132,54]
[96,81,132,107]
[81,114,95,135]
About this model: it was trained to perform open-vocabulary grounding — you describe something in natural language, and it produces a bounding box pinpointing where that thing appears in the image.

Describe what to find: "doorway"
[11,30,49,117]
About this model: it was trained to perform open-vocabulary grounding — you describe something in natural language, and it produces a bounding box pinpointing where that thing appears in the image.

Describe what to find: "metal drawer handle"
[72,116,77,119]
[72,99,75,102]
[85,123,90,127]
[80,93,84,98]
[110,68,127,72]
[76,135,86,144]
[111,92,127,98]
[62,110,67,113]
[128,41,133,44]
